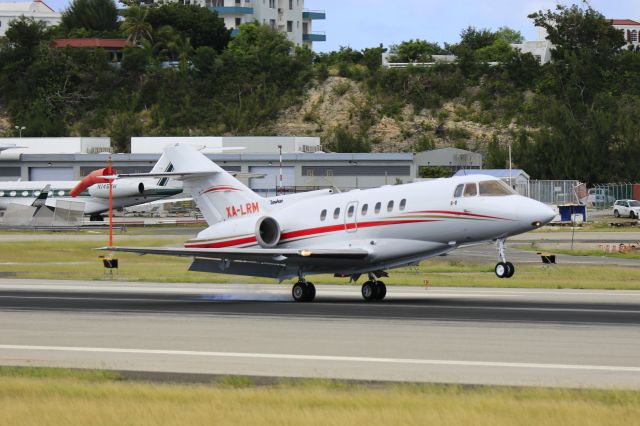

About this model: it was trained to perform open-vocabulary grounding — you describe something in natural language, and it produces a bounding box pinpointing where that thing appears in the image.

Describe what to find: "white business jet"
[0,153,182,220]
[102,144,556,302]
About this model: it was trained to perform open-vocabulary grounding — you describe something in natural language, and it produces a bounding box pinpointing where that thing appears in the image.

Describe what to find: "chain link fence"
[526,180,581,205]
[588,183,634,209]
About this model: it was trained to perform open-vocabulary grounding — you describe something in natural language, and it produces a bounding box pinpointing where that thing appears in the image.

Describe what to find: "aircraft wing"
[98,246,370,264]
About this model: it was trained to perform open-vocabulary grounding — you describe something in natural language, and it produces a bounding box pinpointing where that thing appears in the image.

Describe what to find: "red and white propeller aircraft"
[103,144,556,302]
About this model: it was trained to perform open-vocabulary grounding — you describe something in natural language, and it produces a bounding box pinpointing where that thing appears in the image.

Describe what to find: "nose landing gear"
[495,238,515,278]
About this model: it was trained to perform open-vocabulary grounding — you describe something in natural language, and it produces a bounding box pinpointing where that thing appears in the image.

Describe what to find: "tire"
[292,282,307,302]
[361,281,376,301]
[495,262,507,278]
[614,210,620,218]
[305,282,316,302]
[375,281,387,300]
[631,212,636,219]
[504,262,515,278]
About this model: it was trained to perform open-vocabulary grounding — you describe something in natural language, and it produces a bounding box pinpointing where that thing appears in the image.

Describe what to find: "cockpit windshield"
[478,180,516,196]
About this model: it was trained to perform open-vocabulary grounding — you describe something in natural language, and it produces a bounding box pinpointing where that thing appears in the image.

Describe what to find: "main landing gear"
[494,238,515,279]
[292,279,316,302]
[361,273,387,302]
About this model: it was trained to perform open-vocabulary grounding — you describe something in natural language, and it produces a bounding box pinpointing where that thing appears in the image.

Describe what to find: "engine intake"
[255,216,281,248]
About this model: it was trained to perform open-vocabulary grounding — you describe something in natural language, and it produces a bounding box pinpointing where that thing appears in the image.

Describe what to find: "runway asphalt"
[1,279,640,389]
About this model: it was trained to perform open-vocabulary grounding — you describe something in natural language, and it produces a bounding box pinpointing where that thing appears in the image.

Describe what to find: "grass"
[517,245,640,260]
[1,237,640,289]
[1,368,640,426]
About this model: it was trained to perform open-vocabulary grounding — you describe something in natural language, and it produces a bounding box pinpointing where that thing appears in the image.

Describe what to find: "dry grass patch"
[0,372,639,426]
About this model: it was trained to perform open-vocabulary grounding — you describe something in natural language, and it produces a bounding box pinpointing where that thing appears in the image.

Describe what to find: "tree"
[121,5,152,45]
[515,4,631,182]
[388,39,445,63]
[147,3,230,52]
[61,0,119,34]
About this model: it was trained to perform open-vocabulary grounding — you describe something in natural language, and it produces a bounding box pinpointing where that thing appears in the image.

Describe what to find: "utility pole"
[277,144,283,195]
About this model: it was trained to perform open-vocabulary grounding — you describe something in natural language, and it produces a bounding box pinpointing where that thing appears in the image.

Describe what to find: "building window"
[333,207,340,219]
[374,202,381,214]
[399,199,406,211]
[269,0,275,8]
[387,200,394,212]
[235,17,242,27]
[347,205,355,218]
[361,204,368,215]
[320,209,327,221]
[289,0,293,9]
[631,30,638,42]
[287,21,293,32]
[269,19,276,29]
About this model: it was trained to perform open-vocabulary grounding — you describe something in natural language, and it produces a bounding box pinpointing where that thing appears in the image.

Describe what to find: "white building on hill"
[0,1,61,37]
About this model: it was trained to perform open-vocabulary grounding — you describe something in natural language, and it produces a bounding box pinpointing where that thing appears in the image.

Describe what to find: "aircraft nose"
[530,202,556,227]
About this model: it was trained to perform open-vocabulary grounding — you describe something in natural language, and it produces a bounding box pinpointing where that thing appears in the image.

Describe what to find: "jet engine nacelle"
[189,215,283,249]
[88,181,145,199]
[255,216,281,248]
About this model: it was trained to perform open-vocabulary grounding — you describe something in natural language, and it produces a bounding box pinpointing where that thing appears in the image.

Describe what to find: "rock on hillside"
[272,76,516,154]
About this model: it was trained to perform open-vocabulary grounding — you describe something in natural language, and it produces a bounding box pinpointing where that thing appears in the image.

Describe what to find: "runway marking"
[1,344,640,373]
[0,345,640,373]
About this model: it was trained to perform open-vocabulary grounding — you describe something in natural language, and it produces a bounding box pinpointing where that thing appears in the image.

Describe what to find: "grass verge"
[1,237,639,289]
[0,368,639,426]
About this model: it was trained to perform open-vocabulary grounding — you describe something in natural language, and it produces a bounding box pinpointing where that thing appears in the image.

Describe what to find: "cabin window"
[387,200,394,212]
[58,190,65,196]
[399,199,406,211]
[320,209,327,221]
[22,191,29,197]
[374,202,381,214]
[9,191,16,197]
[347,205,355,218]
[333,207,340,219]
[361,204,368,215]
[34,191,40,196]
[0,191,4,196]
[454,184,464,198]
[478,180,515,196]
[463,183,477,197]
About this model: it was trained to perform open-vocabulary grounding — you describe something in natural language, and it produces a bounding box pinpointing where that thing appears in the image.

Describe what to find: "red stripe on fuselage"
[413,210,509,220]
[184,219,439,249]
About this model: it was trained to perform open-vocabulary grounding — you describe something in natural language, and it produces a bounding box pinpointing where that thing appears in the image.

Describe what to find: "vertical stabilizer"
[164,145,264,225]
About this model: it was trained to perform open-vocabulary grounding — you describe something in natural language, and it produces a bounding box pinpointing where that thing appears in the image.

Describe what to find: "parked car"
[613,199,640,218]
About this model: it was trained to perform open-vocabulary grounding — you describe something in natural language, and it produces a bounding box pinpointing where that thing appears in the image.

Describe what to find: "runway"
[1,279,640,389]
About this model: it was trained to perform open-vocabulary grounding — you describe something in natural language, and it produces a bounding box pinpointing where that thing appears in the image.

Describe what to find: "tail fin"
[164,144,264,225]
[149,152,173,187]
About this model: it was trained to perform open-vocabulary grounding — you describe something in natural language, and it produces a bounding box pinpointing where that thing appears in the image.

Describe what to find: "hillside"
[272,76,514,154]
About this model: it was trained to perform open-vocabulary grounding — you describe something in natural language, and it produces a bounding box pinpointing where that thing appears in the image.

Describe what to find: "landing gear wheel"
[495,262,508,278]
[305,282,316,301]
[504,262,515,278]
[361,281,377,301]
[614,210,620,218]
[292,282,315,302]
[375,281,387,300]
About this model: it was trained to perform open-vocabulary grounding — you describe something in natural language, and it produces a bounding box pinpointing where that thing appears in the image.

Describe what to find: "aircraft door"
[345,201,358,233]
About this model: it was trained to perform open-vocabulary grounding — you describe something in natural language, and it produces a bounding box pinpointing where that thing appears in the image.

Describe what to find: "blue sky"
[31,0,640,52]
